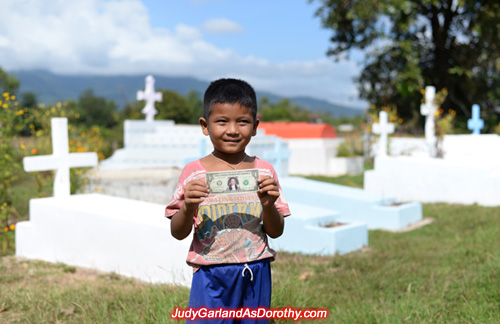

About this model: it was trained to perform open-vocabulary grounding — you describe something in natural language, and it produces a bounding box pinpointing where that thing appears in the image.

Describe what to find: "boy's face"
[200,102,259,156]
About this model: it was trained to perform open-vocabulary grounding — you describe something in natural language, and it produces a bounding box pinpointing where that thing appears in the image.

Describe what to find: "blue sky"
[0,0,367,108]
[143,0,334,61]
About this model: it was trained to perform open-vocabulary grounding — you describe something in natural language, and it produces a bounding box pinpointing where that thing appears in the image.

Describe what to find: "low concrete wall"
[16,194,193,286]
[365,156,500,206]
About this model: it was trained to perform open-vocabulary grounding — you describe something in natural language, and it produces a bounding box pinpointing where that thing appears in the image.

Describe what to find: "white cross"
[263,138,291,178]
[372,110,394,157]
[420,85,438,155]
[23,118,98,197]
[137,75,163,123]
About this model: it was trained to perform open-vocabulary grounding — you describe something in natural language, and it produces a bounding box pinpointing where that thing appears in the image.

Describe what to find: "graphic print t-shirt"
[165,158,291,270]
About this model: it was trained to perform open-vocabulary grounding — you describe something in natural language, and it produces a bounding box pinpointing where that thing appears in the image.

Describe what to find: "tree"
[185,90,203,124]
[312,0,500,130]
[0,68,19,95]
[259,97,312,122]
[155,90,194,124]
[76,89,118,128]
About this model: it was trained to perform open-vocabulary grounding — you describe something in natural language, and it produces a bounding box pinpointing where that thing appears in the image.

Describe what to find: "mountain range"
[10,70,364,118]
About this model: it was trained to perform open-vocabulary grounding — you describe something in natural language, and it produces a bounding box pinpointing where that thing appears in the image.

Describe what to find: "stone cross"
[420,85,438,156]
[263,138,291,178]
[137,75,162,123]
[372,110,394,157]
[467,104,484,135]
[23,118,98,197]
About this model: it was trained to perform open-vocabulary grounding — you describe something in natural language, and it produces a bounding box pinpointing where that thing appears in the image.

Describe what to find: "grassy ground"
[1,203,499,323]
[2,164,499,322]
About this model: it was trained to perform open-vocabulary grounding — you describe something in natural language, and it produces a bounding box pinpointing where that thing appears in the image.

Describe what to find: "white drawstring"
[241,263,253,281]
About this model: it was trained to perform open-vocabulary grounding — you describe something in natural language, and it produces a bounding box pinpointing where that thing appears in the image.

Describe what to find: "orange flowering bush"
[0,93,26,254]
[24,103,112,194]
[364,104,403,133]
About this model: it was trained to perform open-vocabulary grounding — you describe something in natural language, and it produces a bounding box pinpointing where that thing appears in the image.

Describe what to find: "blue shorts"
[187,258,271,324]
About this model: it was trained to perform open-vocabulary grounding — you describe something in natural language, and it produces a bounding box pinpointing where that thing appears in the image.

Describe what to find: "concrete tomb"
[365,102,500,206]
[16,118,192,286]
[99,121,287,173]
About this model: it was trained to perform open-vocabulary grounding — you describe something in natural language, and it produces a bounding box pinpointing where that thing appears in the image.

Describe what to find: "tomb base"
[15,194,192,286]
[328,157,364,176]
[443,134,500,162]
[280,177,422,230]
[365,156,500,206]
[85,167,181,204]
[270,202,368,255]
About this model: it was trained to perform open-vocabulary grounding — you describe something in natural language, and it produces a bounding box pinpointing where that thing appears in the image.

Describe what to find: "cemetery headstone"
[137,75,162,123]
[23,118,98,197]
[420,85,438,156]
[467,104,484,135]
[263,137,291,178]
[372,110,394,157]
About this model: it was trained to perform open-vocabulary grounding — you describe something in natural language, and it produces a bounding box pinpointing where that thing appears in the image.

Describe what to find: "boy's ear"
[252,118,260,136]
[199,117,209,136]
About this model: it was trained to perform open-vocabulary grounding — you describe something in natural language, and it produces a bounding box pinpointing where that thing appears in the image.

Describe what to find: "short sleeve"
[165,161,205,219]
[264,161,291,218]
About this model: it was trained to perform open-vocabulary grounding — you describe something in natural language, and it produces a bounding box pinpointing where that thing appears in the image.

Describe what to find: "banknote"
[205,169,260,194]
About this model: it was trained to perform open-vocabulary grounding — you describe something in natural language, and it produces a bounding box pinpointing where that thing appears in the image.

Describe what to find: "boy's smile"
[200,102,259,163]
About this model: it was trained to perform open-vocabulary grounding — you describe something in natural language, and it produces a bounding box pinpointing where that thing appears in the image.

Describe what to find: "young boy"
[165,78,290,323]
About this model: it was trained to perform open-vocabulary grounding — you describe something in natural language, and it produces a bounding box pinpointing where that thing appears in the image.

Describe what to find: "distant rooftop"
[258,122,337,139]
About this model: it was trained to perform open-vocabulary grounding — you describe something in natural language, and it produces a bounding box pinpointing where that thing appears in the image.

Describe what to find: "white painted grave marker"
[420,85,438,156]
[263,138,291,178]
[372,111,394,157]
[23,118,98,197]
[137,75,162,123]
[467,104,484,135]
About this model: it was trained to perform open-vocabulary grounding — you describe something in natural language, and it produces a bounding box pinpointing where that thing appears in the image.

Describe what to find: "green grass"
[1,203,499,323]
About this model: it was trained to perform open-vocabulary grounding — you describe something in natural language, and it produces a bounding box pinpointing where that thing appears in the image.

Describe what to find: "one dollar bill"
[205,169,260,194]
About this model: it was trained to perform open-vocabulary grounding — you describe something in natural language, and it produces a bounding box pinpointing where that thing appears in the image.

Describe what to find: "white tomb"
[17,118,192,286]
[365,102,500,206]
[16,194,192,286]
[100,121,287,173]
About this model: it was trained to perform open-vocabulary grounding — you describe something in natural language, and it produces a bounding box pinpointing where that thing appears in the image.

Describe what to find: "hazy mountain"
[10,70,364,118]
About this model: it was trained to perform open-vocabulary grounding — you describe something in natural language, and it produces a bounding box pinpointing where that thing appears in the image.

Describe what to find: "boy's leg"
[187,259,271,324]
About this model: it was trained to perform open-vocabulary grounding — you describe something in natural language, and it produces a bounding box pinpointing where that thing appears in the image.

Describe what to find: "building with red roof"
[257,121,361,176]
[258,122,337,139]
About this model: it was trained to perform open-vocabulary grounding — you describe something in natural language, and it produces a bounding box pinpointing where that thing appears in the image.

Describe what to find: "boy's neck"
[211,150,248,165]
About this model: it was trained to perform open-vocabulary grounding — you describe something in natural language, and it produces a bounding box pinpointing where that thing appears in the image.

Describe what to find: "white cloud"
[0,0,365,108]
[201,18,245,34]
[0,35,10,47]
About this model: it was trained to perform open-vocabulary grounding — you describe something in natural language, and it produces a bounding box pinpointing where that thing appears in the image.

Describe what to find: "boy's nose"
[226,123,239,135]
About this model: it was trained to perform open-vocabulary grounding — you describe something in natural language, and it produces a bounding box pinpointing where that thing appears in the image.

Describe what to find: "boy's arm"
[261,203,284,239]
[258,177,285,238]
[170,179,209,240]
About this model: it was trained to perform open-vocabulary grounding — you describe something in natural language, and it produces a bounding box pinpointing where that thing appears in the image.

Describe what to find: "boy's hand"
[183,179,209,211]
[257,176,280,207]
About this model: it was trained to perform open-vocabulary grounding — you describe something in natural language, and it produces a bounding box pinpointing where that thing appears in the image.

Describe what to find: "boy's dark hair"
[203,78,257,120]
